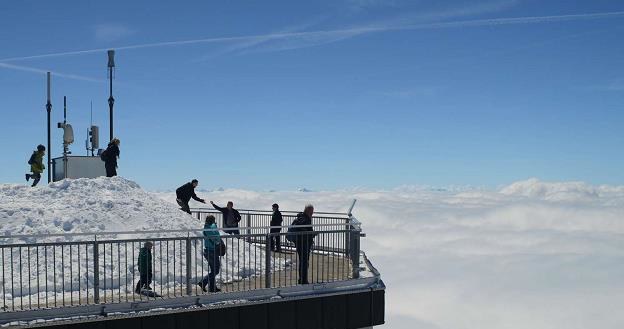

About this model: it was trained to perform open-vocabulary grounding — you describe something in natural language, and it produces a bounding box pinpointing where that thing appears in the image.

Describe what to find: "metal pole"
[63,96,68,180]
[107,50,115,142]
[265,232,271,288]
[46,72,51,183]
[93,240,100,304]
[185,237,192,295]
[108,67,114,141]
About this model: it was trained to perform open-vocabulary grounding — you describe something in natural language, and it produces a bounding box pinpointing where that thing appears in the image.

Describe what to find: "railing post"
[92,240,100,304]
[344,217,351,257]
[185,237,192,295]
[245,212,252,243]
[246,212,251,236]
[265,232,271,288]
[349,223,361,279]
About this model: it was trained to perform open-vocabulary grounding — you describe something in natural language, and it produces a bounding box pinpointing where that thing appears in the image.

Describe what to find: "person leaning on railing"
[199,215,222,293]
[293,204,317,285]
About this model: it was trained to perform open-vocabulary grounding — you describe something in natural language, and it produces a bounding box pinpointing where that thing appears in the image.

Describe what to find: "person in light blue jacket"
[199,215,222,292]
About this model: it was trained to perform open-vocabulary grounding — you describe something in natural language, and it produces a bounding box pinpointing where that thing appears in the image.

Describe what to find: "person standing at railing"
[135,241,153,293]
[270,203,283,252]
[210,200,241,235]
[176,179,206,214]
[293,204,316,285]
[199,215,222,292]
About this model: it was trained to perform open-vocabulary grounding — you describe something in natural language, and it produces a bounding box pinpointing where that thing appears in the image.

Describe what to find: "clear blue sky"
[1,0,623,190]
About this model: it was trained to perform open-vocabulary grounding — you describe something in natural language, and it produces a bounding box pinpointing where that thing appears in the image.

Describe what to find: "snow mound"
[0,176,200,240]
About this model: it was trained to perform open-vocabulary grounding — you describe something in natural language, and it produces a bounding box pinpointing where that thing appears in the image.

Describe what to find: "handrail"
[190,208,349,216]
[0,223,359,242]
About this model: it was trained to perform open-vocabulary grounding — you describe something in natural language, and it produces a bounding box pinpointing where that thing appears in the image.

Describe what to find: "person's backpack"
[285,218,301,243]
[27,153,36,165]
[100,149,109,162]
[217,241,227,256]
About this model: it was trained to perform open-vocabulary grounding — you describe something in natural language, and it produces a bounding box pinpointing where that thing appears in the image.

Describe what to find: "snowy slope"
[0,177,284,304]
[0,177,201,241]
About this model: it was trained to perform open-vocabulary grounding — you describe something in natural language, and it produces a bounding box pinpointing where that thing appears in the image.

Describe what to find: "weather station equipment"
[51,97,107,181]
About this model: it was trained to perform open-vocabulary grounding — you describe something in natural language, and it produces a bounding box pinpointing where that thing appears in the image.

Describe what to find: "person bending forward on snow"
[176,179,206,214]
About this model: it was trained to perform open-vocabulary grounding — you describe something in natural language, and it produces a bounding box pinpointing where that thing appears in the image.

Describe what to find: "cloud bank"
[153,177,624,328]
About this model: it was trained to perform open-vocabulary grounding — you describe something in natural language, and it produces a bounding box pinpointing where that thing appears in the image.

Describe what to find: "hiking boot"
[25,174,30,182]
[209,287,221,293]
[196,282,207,293]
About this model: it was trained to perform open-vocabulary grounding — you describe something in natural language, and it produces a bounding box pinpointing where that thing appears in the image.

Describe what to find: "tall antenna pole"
[46,72,52,184]
[107,50,115,142]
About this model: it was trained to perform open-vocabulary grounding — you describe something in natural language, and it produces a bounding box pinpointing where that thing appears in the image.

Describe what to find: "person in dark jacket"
[198,215,222,293]
[25,145,45,187]
[176,179,206,214]
[293,204,316,284]
[103,138,120,177]
[135,241,153,293]
[269,203,283,252]
[210,201,241,235]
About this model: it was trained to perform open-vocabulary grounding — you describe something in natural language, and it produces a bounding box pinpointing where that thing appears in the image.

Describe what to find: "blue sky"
[1,0,623,190]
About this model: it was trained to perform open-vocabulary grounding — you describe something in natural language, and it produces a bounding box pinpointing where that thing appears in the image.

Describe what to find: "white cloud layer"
[154,178,624,329]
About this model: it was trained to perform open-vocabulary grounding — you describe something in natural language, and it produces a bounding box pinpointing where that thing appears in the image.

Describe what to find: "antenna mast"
[46,72,52,184]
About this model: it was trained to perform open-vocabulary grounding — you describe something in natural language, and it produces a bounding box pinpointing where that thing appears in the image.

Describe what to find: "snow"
[0,177,200,240]
[1,177,623,328]
[0,177,285,307]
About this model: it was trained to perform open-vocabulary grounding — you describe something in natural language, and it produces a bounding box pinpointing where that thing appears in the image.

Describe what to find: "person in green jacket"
[25,145,45,187]
[135,241,153,293]
[198,215,222,292]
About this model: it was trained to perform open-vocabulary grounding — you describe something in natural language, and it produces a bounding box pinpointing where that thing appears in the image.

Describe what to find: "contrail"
[0,62,103,82]
[1,10,623,63]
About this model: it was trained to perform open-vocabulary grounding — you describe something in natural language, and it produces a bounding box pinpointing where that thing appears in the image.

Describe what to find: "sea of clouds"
[155,178,624,329]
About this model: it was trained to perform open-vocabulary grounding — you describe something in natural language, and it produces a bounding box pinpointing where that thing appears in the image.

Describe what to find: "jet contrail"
[0,62,103,82]
[1,11,623,63]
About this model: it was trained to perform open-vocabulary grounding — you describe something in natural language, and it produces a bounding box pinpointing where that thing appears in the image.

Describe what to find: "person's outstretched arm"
[211,201,224,211]
[191,190,205,203]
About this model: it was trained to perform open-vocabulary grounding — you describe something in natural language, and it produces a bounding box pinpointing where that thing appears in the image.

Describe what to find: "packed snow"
[0,177,285,306]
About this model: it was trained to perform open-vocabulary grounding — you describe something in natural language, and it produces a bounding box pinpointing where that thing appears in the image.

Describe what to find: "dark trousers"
[296,243,312,284]
[29,173,41,187]
[201,249,221,291]
[224,226,240,235]
[105,163,117,177]
[269,228,281,251]
[135,272,152,292]
[176,199,191,214]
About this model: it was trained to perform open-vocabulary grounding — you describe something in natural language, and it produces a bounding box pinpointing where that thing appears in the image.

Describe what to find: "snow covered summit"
[0,177,200,240]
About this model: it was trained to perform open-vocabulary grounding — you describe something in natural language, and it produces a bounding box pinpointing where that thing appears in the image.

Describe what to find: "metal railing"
[0,215,363,313]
